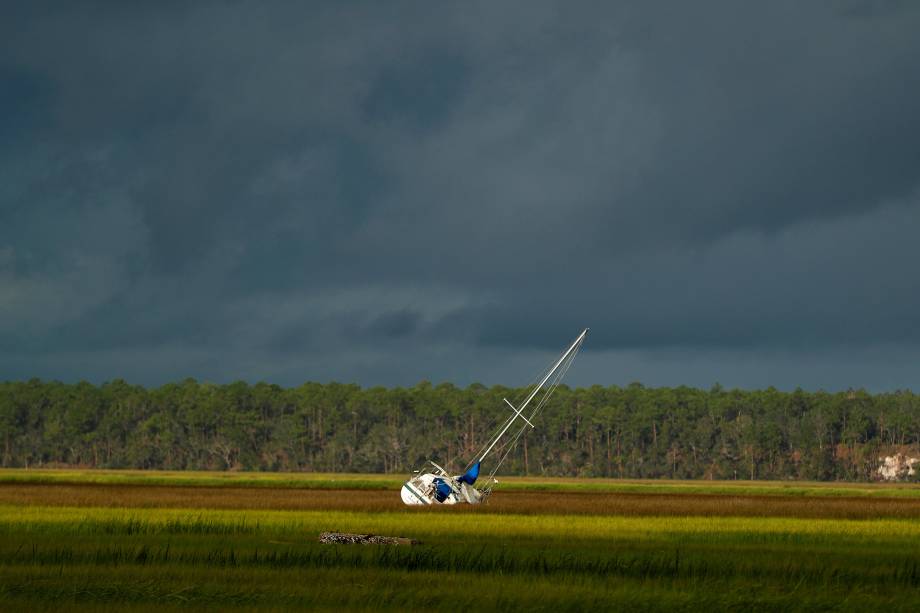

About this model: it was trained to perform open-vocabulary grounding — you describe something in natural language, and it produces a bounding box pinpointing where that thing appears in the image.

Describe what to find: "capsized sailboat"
[400,328,588,505]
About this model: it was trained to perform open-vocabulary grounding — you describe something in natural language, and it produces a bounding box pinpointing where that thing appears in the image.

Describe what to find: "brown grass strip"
[4,483,920,519]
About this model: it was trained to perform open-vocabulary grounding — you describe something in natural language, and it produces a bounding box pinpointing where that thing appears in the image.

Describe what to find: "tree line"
[1,378,918,481]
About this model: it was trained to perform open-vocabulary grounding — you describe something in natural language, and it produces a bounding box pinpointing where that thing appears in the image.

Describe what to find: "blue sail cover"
[433,478,453,502]
[459,462,480,485]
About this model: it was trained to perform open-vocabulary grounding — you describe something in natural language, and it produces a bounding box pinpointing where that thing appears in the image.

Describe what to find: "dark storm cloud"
[1,1,919,390]
[433,197,920,352]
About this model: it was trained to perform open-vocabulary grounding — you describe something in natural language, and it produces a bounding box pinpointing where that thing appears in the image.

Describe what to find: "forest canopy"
[2,379,918,481]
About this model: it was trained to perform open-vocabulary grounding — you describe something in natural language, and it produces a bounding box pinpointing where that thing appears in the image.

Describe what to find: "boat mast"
[478,328,588,463]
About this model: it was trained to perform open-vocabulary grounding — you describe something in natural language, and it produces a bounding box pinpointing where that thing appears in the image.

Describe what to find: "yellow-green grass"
[0,468,398,491]
[5,473,920,610]
[4,468,920,498]
[3,505,920,611]
[6,505,920,543]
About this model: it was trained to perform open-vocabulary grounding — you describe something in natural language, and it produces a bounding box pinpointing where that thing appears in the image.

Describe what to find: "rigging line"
[464,393,533,471]
[481,414,527,464]
[488,390,553,480]
[490,368,575,479]
[527,344,580,423]
[485,439,516,474]
[465,412,515,472]
[485,390,552,478]
[490,422,527,474]
[537,353,575,410]
[532,364,575,424]
[488,340,584,480]
[516,344,570,403]
[461,391,522,472]
[488,417,533,480]
[488,416,529,459]
[536,337,582,408]
[473,333,587,474]
[508,338,575,408]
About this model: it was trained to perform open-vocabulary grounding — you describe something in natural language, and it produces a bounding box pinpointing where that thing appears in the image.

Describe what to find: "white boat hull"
[401,471,484,505]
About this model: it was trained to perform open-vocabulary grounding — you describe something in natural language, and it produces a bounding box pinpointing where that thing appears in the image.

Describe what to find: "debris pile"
[877,454,919,481]
[318,532,418,545]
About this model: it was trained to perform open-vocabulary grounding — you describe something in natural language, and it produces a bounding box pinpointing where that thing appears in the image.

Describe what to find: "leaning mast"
[478,328,588,462]
[400,327,588,506]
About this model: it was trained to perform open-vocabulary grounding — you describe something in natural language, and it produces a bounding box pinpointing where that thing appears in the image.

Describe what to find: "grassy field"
[2,470,920,611]
[5,468,920,497]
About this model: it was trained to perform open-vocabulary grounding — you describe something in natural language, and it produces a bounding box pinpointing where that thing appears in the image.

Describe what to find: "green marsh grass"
[6,505,920,543]
[3,505,920,610]
[3,471,920,610]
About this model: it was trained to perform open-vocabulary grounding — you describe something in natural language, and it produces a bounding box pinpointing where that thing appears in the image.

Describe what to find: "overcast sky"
[2,2,919,391]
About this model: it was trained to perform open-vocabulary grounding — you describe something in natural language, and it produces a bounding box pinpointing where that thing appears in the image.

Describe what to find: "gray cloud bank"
[1,2,919,390]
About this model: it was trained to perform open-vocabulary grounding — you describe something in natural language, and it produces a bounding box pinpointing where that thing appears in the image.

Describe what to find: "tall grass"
[4,505,920,543]
[4,477,920,610]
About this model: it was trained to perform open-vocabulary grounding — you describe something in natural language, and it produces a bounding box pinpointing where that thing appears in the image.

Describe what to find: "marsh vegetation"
[2,470,920,610]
